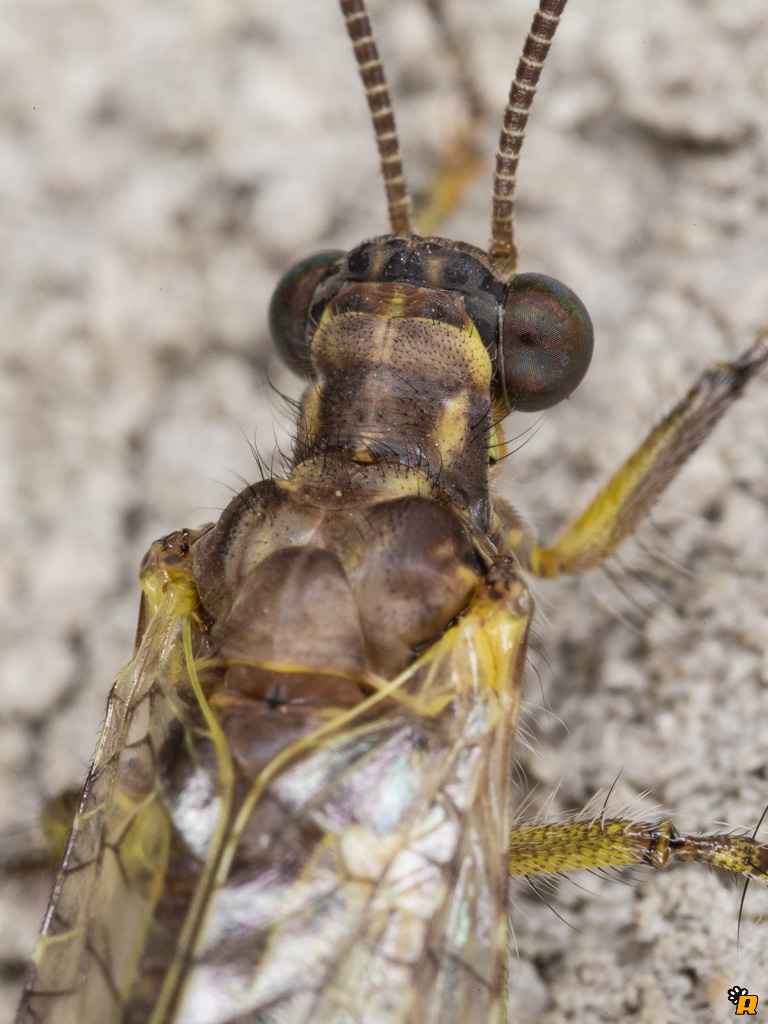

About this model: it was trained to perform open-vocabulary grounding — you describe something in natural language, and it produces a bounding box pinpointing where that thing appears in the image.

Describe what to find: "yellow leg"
[509,817,768,882]
[527,331,768,578]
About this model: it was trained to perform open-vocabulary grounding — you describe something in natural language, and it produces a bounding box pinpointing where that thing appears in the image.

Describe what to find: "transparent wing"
[172,567,529,1024]
[18,533,529,1024]
[16,530,221,1024]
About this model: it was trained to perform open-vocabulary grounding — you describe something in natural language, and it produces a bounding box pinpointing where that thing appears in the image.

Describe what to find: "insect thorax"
[293,235,507,531]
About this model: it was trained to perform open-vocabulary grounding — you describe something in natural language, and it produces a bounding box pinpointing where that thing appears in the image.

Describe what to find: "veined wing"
[172,563,530,1024]
[17,523,529,1024]
[16,528,219,1024]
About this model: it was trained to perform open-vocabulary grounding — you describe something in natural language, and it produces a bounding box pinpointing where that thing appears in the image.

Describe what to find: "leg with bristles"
[521,331,768,579]
[509,817,768,881]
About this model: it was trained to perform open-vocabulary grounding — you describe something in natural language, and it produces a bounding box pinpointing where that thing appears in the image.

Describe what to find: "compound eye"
[268,250,344,376]
[499,273,593,412]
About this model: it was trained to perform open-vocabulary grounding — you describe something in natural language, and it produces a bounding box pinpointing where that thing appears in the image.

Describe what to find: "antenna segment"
[339,0,414,235]
[490,0,569,277]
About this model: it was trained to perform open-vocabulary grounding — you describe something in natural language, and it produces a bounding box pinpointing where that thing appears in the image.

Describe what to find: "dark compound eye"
[268,250,344,377]
[498,273,593,412]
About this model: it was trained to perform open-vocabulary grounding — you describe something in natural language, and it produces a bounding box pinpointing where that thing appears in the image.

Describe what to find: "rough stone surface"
[0,1,766,1021]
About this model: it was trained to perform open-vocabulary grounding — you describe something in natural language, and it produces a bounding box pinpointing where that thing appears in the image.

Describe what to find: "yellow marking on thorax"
[301,292,497,468]
[288,459,438,500]
[434,393,472,466]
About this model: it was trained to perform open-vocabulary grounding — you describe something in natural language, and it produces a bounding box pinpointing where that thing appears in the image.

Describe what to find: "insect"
[2,0,768,1021]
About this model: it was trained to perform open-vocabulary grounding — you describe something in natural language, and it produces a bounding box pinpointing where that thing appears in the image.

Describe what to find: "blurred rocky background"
[0,1,767,1020]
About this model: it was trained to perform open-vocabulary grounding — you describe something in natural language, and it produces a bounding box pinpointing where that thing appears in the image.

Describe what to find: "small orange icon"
[728,985,759,1015]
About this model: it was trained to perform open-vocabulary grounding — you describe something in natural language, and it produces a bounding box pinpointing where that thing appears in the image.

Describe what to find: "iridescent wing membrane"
[20,485,530,1024]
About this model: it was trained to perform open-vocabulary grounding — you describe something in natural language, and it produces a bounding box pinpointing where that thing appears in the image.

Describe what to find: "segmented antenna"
[340,0,414,235]
[490,0,569,277]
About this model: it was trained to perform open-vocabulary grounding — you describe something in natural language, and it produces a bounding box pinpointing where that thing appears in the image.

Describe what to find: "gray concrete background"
[0,1,767,1021]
